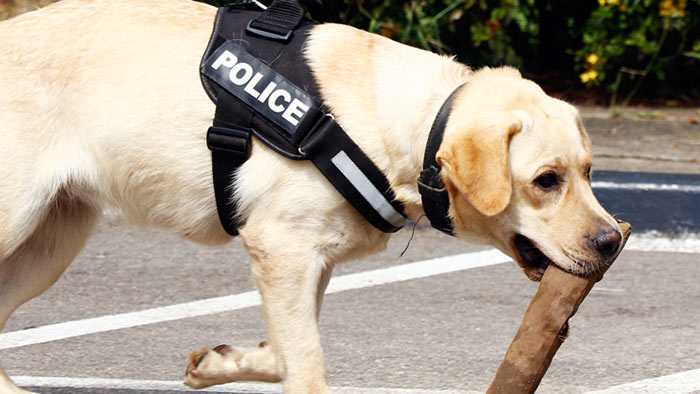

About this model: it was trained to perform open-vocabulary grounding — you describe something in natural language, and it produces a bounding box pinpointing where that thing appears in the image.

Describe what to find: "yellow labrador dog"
[0,0,622,393]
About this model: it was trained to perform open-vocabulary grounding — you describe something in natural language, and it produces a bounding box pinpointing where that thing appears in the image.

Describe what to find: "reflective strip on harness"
[331,151,408,228]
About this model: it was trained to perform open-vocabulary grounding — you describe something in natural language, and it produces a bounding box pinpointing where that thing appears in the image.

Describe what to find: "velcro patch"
[201,41,316,136]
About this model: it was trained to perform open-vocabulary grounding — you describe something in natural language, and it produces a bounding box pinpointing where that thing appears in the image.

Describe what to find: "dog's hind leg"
[185,254,334,393]
[0,187,99,394]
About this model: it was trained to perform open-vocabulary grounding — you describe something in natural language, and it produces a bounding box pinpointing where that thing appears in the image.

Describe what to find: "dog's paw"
[184,342,281,388]
[184,344,242,389]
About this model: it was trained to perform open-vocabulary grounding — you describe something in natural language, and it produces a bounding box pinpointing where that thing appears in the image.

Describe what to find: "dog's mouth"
[513,234,554,281]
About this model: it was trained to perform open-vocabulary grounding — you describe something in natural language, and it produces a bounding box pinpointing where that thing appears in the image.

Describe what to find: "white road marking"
[583,368,700,394]
[0,250,510,350]
[0,291,262,350]
[4,236,700,393]
[1,236,698,351]
[11,376,475,393]
[14,368,700,393]
[592,180,700,194]
[625,233,700,254]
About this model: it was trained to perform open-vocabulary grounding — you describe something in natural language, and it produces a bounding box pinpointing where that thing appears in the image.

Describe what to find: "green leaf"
[512,10,528,31]
[655,69,666,80]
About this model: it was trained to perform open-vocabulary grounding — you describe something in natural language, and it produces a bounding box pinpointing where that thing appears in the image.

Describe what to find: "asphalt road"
[1,218,699,394]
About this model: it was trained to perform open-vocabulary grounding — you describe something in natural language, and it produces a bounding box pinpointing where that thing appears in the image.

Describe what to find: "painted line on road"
[0,250,510,350]
[11,376,475,393]
[592,180,700,193]
[0,290,263,350]
[625,233,700,254]
[583,368,700,394]
[1,235,698,351]
[14,367,700,393]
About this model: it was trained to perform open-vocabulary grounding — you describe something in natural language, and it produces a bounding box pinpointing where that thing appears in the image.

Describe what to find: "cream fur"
[0,1,619,393]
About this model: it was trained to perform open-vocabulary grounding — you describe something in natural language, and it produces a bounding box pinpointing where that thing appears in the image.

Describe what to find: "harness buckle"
[245,20,294,42]
[417,166,449,203]
[206,126,252,159]
[297,113,335,156]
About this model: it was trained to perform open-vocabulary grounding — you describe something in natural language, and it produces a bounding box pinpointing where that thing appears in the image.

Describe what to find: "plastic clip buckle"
[297,113,335,156]
[206,126,251,160]
[417,166,449,203]
[245,21,293,42]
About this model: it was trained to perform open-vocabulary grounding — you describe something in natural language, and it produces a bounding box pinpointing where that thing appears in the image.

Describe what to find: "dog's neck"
[379,62,468,220]
[369,55,471,221]
[306,25,471,221]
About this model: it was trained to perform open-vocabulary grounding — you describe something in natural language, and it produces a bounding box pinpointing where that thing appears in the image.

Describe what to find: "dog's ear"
[436,111,528,216]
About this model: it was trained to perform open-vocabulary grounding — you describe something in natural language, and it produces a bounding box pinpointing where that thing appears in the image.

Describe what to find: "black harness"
[200,0,461,237]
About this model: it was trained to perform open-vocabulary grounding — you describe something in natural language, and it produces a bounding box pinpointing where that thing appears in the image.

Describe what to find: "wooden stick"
[487,220,632,394]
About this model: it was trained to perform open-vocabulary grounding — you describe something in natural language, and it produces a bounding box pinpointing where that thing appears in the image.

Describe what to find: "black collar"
[417,83,466,236]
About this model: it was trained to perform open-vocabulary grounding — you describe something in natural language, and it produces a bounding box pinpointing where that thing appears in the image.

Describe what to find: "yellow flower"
[580,70,599,83]
[660,0,686,16]
[598,0,606,5]
[607,0,619,4]
[586,53,600,65]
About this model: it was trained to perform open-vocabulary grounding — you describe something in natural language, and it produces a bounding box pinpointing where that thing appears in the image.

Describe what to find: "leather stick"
[487,220,632,394]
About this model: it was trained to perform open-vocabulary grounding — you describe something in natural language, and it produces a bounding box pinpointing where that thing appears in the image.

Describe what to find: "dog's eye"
[585,166,592,182]
[534,173,559,190]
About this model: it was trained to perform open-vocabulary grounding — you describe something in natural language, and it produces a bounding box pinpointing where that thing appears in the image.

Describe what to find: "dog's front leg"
[252,252,331,394]
[185,251,332,394]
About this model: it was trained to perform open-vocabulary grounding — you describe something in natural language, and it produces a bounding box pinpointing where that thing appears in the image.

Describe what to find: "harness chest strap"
[201,0,460,237]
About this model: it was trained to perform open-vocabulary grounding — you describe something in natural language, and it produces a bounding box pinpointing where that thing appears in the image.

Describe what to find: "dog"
[0,0,622,393]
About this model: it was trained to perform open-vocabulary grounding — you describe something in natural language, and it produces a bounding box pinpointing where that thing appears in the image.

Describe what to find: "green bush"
[199,0,594,70]
[576,0,700,105]
[4,0,696,103]
[184,0,700,103]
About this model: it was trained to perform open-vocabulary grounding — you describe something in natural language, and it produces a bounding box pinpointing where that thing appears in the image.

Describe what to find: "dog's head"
[436,67,621,281]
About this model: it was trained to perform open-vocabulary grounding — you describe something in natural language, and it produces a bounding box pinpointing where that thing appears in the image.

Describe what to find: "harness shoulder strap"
[205,2,300,236]
[299,116,408,232]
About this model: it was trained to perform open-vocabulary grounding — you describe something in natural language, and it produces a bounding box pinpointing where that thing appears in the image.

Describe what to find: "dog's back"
[0,0,229,257]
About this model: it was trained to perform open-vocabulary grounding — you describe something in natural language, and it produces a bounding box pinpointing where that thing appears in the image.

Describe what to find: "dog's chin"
[512,234,585,282]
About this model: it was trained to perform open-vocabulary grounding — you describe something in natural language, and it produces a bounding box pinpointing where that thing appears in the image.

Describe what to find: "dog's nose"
[591,228,622,257]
